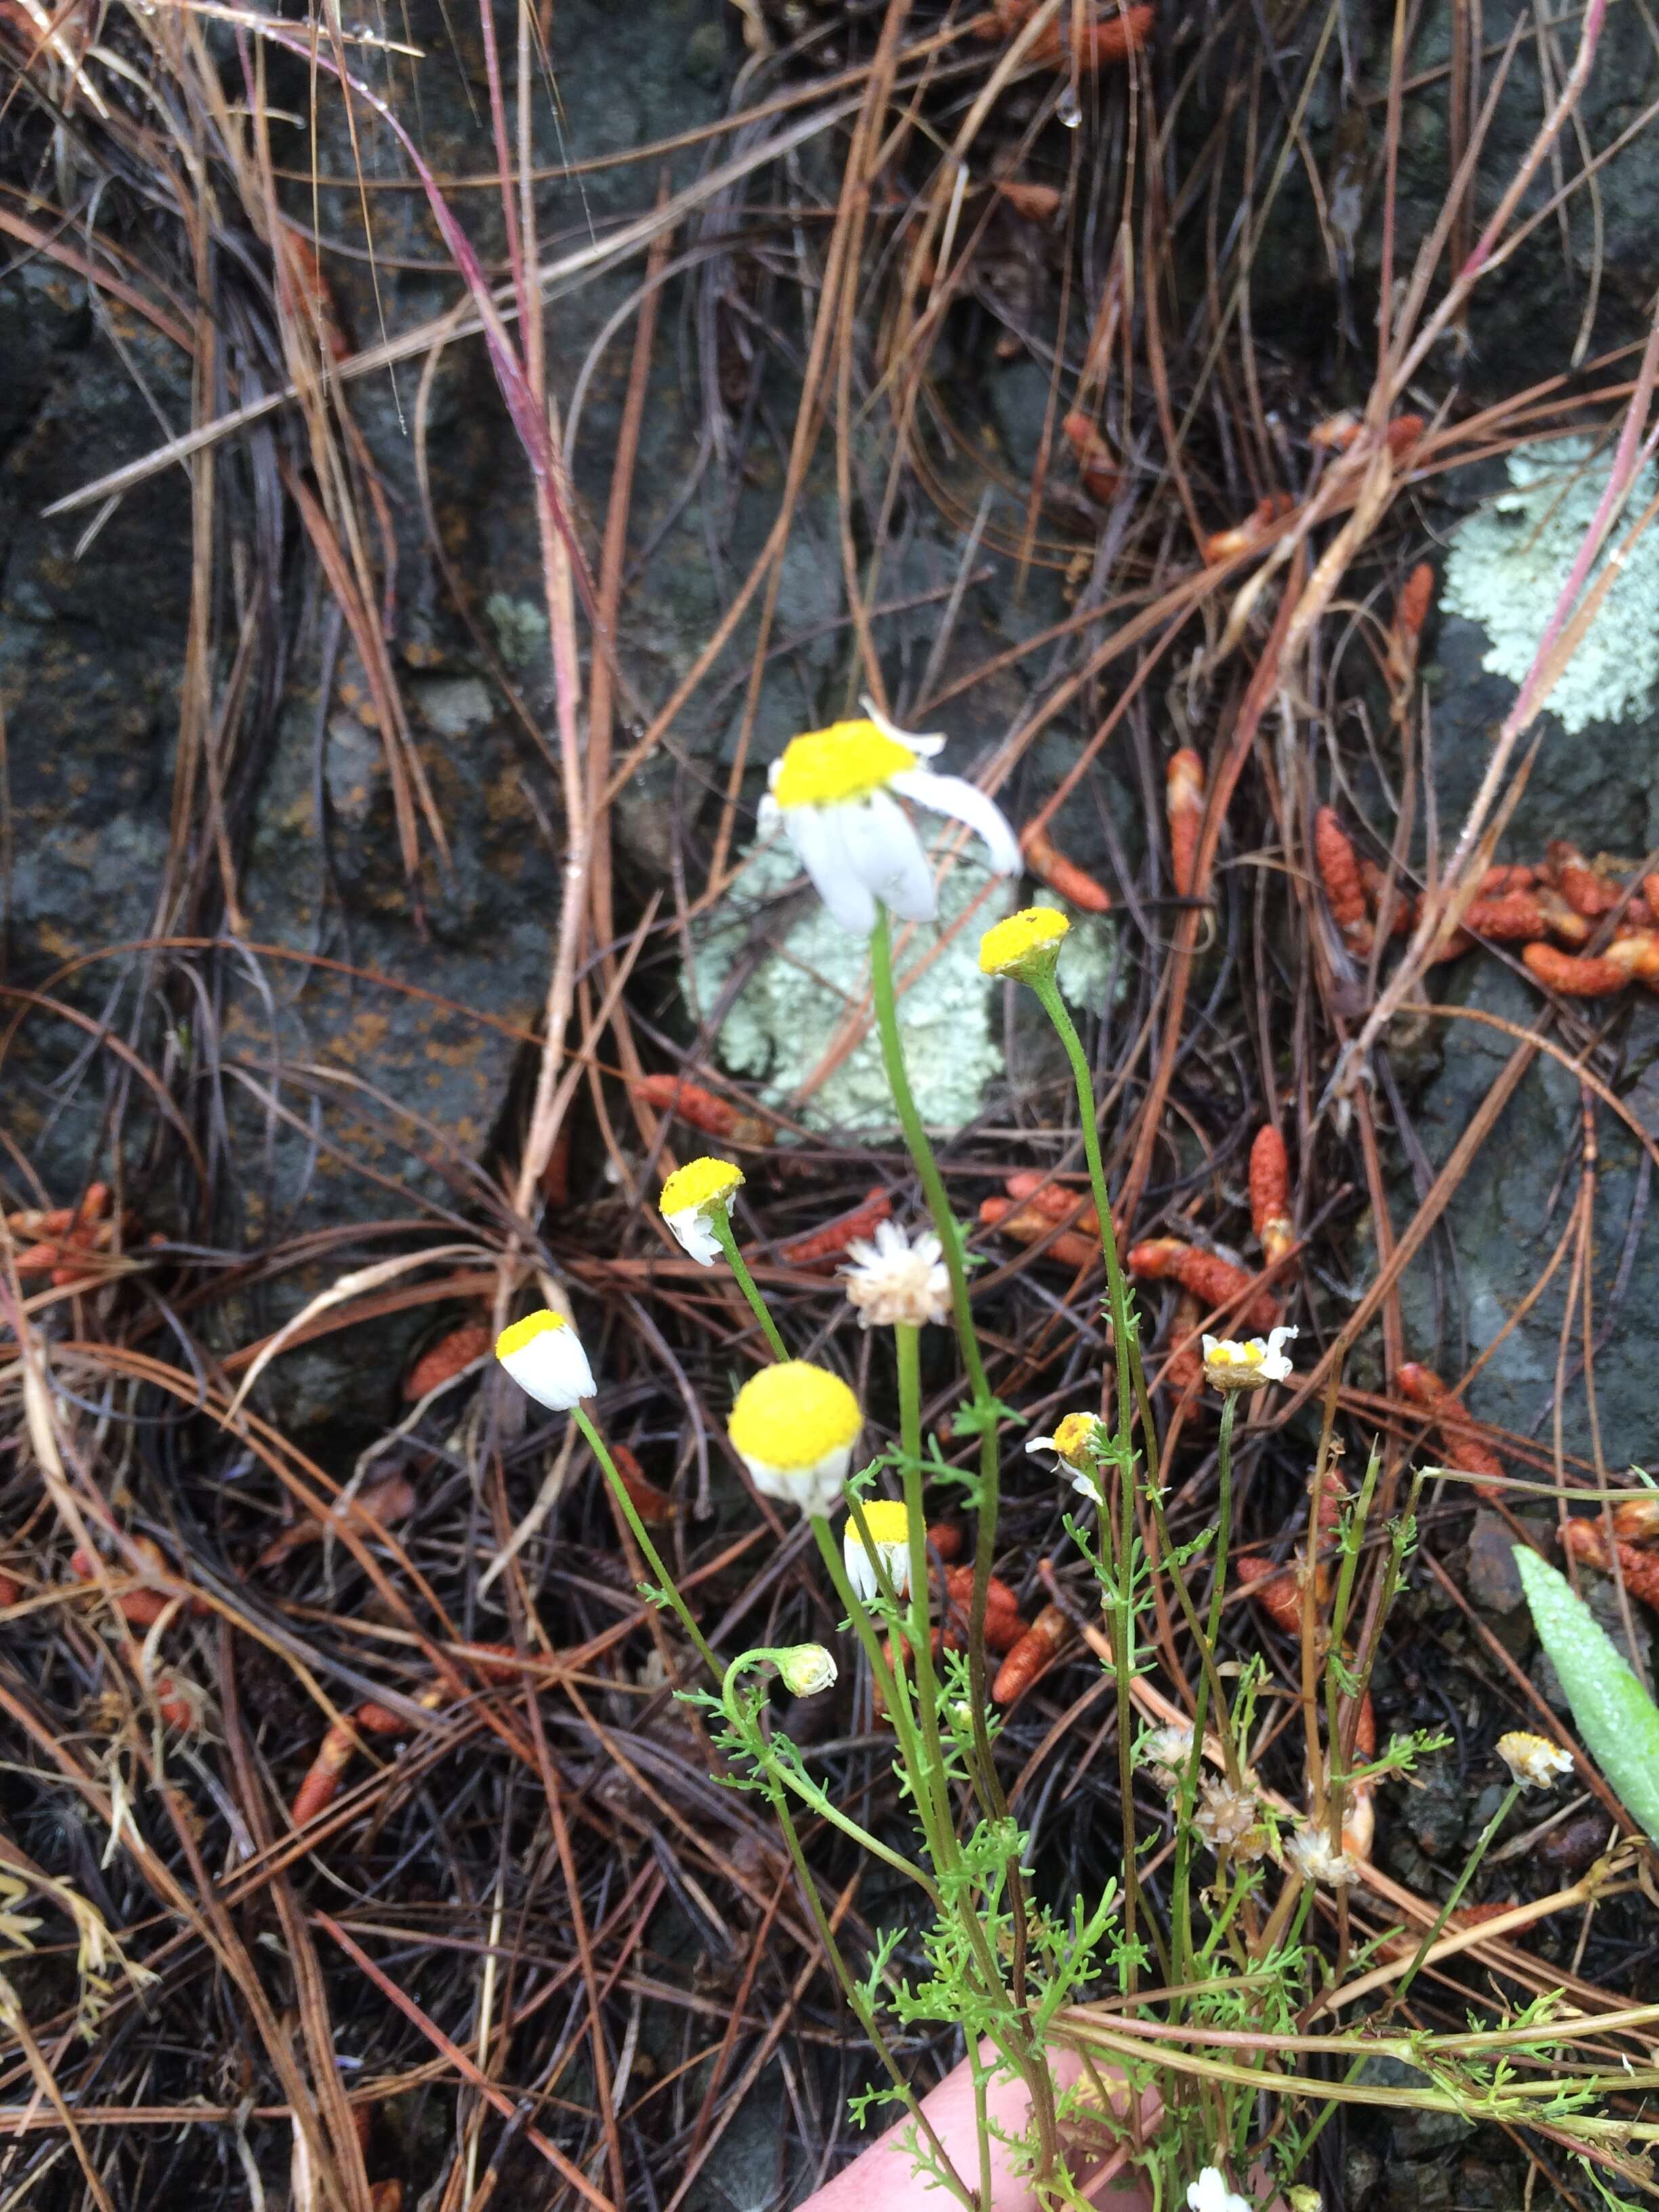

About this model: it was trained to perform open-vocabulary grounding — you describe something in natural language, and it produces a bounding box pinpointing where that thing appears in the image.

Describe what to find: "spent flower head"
[1202,1324,1298,1393]
[978,904,1069,983]
[1497,1729,1574,1789]
[839,1219,949,1330]
[1284,1822,1361,1887]
[727,1360,863,1517]
[758,703,1018,935]
[659,1156,744,1267]
[1192,1776,1269,1861]
[843,1498,914,1603]
[495,1309,596,1412]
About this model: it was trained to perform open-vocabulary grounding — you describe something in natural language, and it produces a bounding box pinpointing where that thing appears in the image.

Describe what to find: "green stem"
[866,909,1061,2193]
[893,1322,956,1858]
[711,1210,788,1361]
[1390,1782,1523,2012]
[576,1407,720,1679]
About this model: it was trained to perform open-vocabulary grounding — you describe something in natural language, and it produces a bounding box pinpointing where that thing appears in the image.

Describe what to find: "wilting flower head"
[758,702,1019,935]
[843,1498,914,1603]
[839,1220,950,1330]
[1192,1775,1268,1861]
[979,905,1069,983]
[1202,1324,1298,1393]
[777,1643,838,1696]
[1497,1730,1574,1789]
[1285,1822,1361,1887]
[495,1309,596,1412]
[1139,1722,1196,1790]
[728,1360,863,1517]
[659,1157,745,1267]
[1025,1410,1108,1497]
[1187,2169,1251,2212]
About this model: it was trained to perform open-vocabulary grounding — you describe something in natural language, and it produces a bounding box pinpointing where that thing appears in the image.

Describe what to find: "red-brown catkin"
[1563,1519,1659,1608]
[1314,808,1372,952]
[1521,943,1630,998]
[630,1075,773,1146]
[1398,1361,1505,1485]
[991,1605,1069,1703]
[1248,1126,1293,1267]
[1020,823,1113,910]
[1126,1239,1280,1333]
[1166,749,1206,897]
[779,1187,892,1267]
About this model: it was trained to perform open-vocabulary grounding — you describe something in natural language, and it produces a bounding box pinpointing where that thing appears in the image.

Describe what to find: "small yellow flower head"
[1202,1325,1298,1393]
[728,1361,863,1517]
[1025,1410,1108,1498]
[1497,1729,1574,1789]
[659,1157,745,1268]
[772,720,918,809]
[979,905,1070,983]
[495,1308,596,1412]
[843,1498,914,1602]
[776,1643,838,1696]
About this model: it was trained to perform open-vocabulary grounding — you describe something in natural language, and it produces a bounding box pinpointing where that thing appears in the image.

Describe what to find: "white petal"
[889,769,1020,875]
[879,1541,913,1599]
[860,695,946,760]
[757,790,781,836]
[500,1326,595,1412]
[788,805,876,935]
[665,1205,722,1267]
[844,1542,878,1603]
[841,787,937,922]
[1025,1434,1060,1458]
[1265,1325,1300,1359]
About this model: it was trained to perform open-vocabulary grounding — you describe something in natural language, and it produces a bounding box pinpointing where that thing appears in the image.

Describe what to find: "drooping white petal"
[786,804,876,935]
[499,1324,596,1412]
[889,768,1020,876]
[664,1204,722,1267]
[844,1544,879,1603]
[861,696,947,760]
[840,787,937,922]
[743,1443,855,1518]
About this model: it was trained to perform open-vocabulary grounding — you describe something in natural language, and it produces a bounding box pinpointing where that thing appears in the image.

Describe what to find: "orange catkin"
[404,1321,491,1401]
[1610,1494,1659,1544]
[1533,886,1592,945]
[979,1197,1099,1270]
[1021,823,1113,910]
[1002,1173,1099,1233]
[1521,943,1630,998]
[1563,1518,1659,1609]
[291,1722,357,1826]
[1166,748,1206,897]
[1607,930,1659,983]
[609,1443,675,1526]
[1029,4,1153,69]
[1480,863,1535,895]
[926,1522,965,1563]
[1315,808,1372,953]
[1201,492,1295,565]
[1059,411,1120,503]
[1163,1290,1204,1396]
[1398,1361,1504,1485]
[1544,841,1622,919]
[996,180,1063,222]
[1126,1239,1279,1333]
[1462,893,1549,941]
[779,1187,892,1267]
[1236,1553,1303,1635]
[1395,562,1435,640]
[630,1075,772,1147]
[1248,1126,1293,1267]
[991,1604,1069,1703]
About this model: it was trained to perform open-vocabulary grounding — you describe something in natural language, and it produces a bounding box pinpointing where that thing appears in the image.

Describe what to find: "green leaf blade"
[1513,1545,1659,1839]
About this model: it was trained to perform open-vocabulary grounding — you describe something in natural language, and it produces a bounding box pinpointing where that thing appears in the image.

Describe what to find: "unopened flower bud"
[777,1644,838,1696]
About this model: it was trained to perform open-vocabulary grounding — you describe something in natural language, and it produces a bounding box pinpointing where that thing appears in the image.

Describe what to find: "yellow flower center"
[772,720,916,809]
[846,1499,911,1550]
[496,1309,569,1359]
[979,905,1070,977]
[728,1361,862,1469]
[659,1156,744,1217]
[1052,1411,1103,1465]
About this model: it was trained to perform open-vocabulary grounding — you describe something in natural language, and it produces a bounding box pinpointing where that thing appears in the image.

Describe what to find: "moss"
[1441,435,1659,735]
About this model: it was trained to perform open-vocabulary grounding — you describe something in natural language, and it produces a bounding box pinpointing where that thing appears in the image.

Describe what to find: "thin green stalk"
[711,1210,788,1361]
[576,1407,720,1678]
[764,1790,977,2212]
[893,1323,956,1847]
[866,909,1061,2191]
[1390,1782,1523,2011]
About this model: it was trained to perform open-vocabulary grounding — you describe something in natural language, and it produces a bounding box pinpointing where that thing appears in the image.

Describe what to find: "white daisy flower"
[1496,1730,1573,1789]
[777,1644,838,1696]
[728,1360,863,1518]
[495,1309,596,1412]
[1188,2169,1252,2212]
[1201,1324,1298,1393]
[758,701,1019,936]
[843,1499,914,1603]
[839,1220,950,1330]
[1025,1410,1109,1497]
[1284,1822,1361,1887]
[659,1156,743,1268]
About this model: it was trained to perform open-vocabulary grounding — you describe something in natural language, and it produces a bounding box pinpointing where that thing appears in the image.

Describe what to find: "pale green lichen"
[1442,434,1659,735]
[687,842,1119,1139]
[484,593,548,670]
